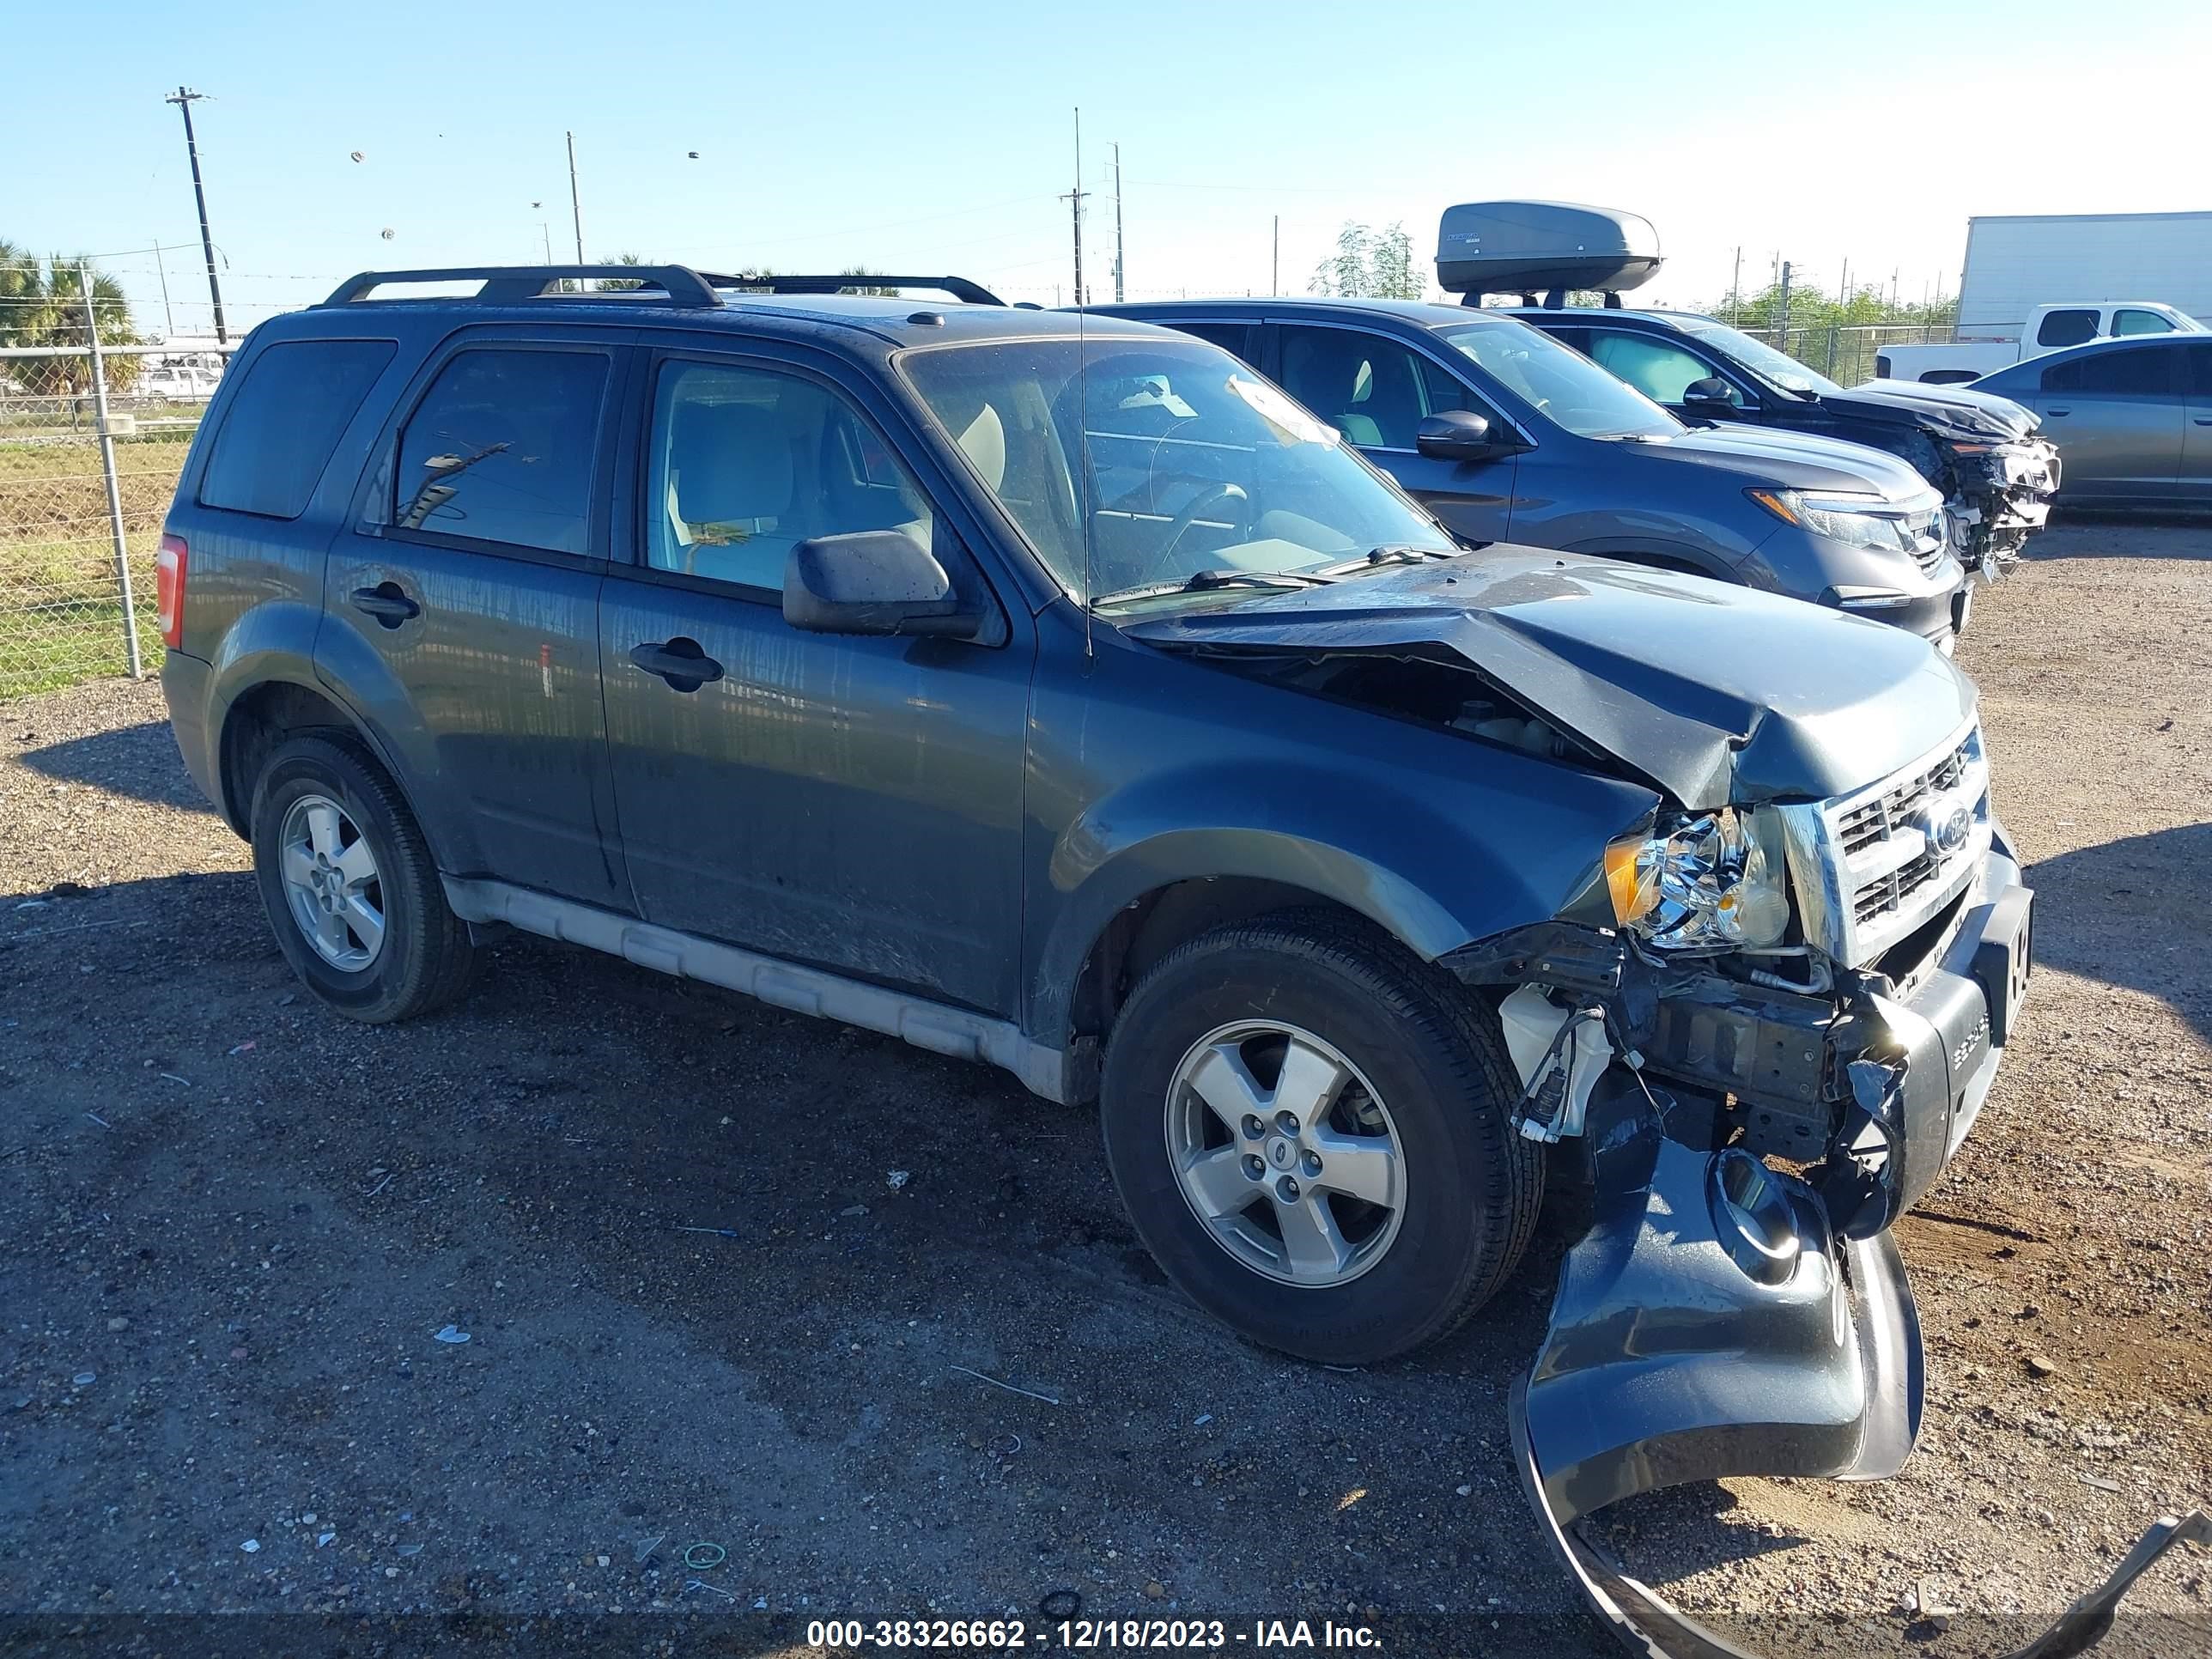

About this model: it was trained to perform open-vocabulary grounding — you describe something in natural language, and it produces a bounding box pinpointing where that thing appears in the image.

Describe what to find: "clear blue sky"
[9,0,2209,336]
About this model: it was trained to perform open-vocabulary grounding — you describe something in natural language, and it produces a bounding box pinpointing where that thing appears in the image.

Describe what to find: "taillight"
[156,533,188,650]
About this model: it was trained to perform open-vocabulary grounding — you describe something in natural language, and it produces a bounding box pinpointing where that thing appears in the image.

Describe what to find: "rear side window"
[1165,320,1257,362]
[395,349,611,554]
[2041,347,2172,396]
[2036,309,2099,349]
[198,339,395,519]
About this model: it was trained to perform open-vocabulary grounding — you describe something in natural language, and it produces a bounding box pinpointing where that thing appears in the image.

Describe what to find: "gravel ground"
[0,516,2206,1657]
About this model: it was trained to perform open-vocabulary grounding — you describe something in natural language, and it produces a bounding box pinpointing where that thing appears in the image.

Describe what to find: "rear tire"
[249,734,481,1023]
[1100,910,1541,1365]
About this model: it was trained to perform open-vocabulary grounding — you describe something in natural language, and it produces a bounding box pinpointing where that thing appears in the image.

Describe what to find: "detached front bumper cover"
[1511,1077,2205,1657]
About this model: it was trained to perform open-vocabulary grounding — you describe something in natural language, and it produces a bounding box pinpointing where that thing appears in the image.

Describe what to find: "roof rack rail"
[319,265,723,308]
[704,274,1006,307]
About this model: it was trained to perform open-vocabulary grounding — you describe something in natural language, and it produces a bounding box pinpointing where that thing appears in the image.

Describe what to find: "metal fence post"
[82,264,143,680]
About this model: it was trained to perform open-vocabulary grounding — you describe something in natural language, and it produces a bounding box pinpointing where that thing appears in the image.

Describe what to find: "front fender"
[1027,752,1653,1048]
[1559,535,1741,582]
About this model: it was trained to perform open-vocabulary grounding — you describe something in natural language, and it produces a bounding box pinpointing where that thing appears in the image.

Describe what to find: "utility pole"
[1273,216,1280,296]
[1060,108,1089,306]
[1729,246,1742,319]
[1110,142,1126,303]
[165,88,228,343]
[566,131,586,263]
[1777,260,1792,352]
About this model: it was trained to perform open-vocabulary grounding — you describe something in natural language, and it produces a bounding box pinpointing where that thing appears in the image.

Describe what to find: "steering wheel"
[1146,482,1250,582]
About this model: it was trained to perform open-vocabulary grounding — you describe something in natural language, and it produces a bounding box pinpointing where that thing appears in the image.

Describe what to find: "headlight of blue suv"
[1602,808,1792,953]
[1747,487,1913,553]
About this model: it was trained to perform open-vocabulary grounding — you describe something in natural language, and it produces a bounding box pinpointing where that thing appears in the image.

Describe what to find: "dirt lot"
[2,517,2207,1657]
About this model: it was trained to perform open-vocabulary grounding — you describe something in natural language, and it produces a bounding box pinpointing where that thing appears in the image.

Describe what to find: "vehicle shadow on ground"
[2025,822,2212,1045]
[2032,510,2212,558]
[0,863,1800,1624]
[13,719,216,814]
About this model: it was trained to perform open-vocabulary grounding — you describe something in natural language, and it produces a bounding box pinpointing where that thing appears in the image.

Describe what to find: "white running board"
[441,878,1068,1103]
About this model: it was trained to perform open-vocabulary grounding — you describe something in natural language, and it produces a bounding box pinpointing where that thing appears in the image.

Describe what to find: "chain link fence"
[1723,320,1959,387]
[0,345,223,699]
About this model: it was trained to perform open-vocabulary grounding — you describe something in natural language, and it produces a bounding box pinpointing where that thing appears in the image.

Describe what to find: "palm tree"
[0,245,136,394]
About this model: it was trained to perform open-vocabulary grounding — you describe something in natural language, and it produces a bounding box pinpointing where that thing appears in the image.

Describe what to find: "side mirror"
[1415,410,1504,462]
[1680,377,1738,410]
[783,530,979,638]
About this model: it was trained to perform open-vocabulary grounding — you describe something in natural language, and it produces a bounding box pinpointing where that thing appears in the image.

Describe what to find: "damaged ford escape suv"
[161,267,2040,1650]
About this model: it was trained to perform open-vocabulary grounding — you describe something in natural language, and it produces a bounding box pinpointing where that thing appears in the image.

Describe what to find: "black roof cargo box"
[1436,202,1662,299]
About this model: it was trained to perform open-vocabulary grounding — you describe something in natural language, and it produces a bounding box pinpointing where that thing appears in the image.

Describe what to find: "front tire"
[249,734,481,1023]
[1100,911,1541,1365]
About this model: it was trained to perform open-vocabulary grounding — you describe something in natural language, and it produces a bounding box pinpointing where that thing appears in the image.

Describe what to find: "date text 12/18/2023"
[804,1618,1383,1650]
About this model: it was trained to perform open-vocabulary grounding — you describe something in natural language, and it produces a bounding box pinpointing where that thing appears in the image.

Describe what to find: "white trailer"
[1878,210,2212,384]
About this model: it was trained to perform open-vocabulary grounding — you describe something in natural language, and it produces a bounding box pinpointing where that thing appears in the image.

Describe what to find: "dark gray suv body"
[158,266,2033,1653]
[1091,297,1974,647]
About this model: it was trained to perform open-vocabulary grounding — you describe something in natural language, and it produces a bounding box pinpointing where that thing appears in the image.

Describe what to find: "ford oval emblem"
[1930,802,1972,854]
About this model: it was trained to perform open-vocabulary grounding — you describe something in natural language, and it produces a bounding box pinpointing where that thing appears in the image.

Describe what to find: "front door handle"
[2194,416,2212,427]
[629,638,725,691]
[350,583,420,627]
[2045,407,2070,416]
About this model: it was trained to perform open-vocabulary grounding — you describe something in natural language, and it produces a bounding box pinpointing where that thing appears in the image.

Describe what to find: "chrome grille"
[1778,722,1991,967]
[1904,506,1948,574]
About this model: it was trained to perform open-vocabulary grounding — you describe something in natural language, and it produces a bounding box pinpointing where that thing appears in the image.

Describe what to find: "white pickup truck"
[1876,301,2205,386]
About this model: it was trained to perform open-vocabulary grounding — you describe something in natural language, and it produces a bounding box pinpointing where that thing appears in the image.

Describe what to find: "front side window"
[646,360,933,591]
[1584,330,1733,405]
[2041,346,2172,397]
[1668,316,1840,397]
[395,349,610,553]
[2036,308,2100,349]
[1275,326,1463,451]
[899,335,1453,602]
[198,339,395,520]
[1432,319,1680,439]
[2187,343,2212,399]
[2110,307,2176,337]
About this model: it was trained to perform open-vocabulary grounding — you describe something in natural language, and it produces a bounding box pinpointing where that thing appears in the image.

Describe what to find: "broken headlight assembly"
[1603,807,1791,953]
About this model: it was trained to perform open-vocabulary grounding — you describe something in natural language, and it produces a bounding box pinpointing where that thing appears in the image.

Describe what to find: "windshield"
[1670,316,1841,397]
[1432,319,1679,440]
[900,336,1455,605]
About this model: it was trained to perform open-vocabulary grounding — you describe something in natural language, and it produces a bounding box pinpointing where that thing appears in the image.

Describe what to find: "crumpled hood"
[1639,423,1937,500]
[1827,379,2042,441]
[1124,550,1977,810]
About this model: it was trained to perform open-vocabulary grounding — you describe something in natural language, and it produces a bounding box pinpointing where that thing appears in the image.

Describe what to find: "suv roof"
[290,264,1169,354]
[1497,305,1719,326]
[1095,295,1515,330]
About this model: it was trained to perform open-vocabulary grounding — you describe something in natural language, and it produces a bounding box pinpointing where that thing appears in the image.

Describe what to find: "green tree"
[0,243,137,394]
[838,264,901,297]
[1308,222,1423,300]
[592,251,647,292]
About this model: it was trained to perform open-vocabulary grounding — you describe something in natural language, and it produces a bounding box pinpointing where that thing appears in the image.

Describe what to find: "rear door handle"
[2193,416,2212,426]
[2045,407,2070,416]
[350,583,420,627]
[629,638,725,691]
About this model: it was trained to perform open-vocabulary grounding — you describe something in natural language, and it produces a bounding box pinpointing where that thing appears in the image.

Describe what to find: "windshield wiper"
[1316,544,1459,577]
[1092,568,1335,606]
